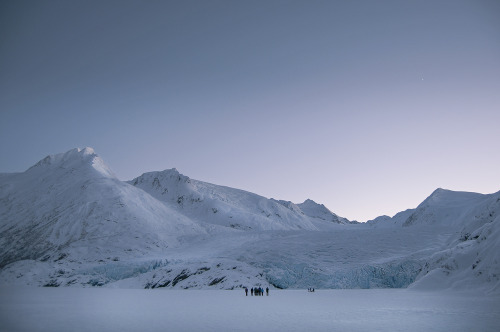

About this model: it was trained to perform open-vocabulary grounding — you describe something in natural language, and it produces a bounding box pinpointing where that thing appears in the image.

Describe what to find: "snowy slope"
[363,188,500,292]
[0,148,204,285]
[0,148,498,292]
[128,169,319,231]
[403,188,487,227]
[407,190,500,292]
[366,208,415,227]
[297,199,353,224]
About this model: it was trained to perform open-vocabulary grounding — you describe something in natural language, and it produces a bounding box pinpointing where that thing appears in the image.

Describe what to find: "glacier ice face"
[1,147,499,292]
[265,260,422,289]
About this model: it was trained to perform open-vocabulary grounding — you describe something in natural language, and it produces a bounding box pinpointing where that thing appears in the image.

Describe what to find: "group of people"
[244,286,316,295]
[245,287,269,296]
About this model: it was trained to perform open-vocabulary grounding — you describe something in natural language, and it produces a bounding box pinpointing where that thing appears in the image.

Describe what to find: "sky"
[1,0,499,222]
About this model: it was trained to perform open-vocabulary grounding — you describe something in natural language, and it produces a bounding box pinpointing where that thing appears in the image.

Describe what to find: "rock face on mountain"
[0,148,498,292]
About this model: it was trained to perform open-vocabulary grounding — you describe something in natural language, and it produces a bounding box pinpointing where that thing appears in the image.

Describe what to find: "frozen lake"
[1,288,499,332]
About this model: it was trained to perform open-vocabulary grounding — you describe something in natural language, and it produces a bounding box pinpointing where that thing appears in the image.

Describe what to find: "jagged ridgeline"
[0,148,499,292]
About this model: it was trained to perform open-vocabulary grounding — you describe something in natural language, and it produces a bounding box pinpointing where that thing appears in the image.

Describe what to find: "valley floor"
[1,287,498,332]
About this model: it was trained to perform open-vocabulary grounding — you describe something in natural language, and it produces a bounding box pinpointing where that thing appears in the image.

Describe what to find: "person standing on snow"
[245,287,248,296]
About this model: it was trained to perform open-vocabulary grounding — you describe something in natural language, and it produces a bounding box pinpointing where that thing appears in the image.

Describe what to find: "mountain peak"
[164,168,180,175]
[423,188,450,203]
[80,147,96,155]
[300,199,333,213]
[419,187,484,208]
[431,187,450,196]
[297,199,352,224]
[301,199,323,207]
[27,147,115,178]
[155,168,189,181]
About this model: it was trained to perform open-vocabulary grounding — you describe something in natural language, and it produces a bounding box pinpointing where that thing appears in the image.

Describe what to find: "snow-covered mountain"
[0,148,498,293]
[402,189,500,292]
[403,188,488,227]
[128,169,318,231]
[366,209,415,227]
[366,188,500,292]
[297,199,354,224]
[0,148,204,285]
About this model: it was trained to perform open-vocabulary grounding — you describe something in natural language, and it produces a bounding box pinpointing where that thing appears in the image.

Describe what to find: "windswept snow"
[0,148,499,293]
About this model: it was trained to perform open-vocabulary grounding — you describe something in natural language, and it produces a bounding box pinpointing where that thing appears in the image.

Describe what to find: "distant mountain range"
[1,148,498,293]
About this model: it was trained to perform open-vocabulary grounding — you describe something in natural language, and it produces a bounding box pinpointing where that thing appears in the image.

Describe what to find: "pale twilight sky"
[1,0,499,222]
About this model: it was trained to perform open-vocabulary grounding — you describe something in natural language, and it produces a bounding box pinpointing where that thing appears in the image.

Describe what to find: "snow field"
[0,288,499,332]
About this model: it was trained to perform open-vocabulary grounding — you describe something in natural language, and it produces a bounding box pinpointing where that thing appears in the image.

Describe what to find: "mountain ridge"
[0,147,498,292]
[129,168,320,231]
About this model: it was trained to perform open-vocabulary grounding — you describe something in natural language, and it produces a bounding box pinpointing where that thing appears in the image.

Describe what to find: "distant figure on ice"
[266,287,269,296]
[251,288,254,296]
[245,287,248,296]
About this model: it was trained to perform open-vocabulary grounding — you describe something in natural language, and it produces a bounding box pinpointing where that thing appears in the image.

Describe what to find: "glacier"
[1,147,499,293]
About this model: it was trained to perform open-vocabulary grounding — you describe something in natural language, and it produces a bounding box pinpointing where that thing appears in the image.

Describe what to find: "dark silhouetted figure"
[251,288,254,296]
[266,287,269,296]
[245,287,248,296]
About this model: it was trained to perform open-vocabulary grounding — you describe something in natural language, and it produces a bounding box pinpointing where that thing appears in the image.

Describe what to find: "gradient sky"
[1,0,499,222]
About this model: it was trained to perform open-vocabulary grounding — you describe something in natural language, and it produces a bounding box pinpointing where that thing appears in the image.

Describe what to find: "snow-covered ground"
[0,287,498,332]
